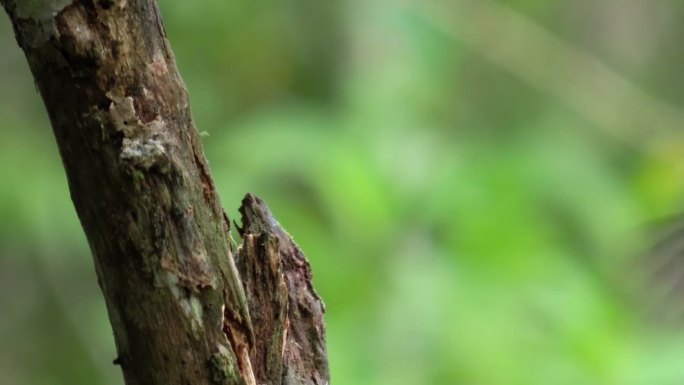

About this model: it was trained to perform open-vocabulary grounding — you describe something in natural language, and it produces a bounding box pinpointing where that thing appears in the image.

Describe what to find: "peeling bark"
[0,1,328,385]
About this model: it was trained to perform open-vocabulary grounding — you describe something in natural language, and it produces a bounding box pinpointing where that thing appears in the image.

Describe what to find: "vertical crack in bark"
[220,311,257,385]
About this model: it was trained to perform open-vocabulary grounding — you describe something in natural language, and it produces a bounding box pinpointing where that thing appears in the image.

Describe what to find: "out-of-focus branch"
[416,0,684,153]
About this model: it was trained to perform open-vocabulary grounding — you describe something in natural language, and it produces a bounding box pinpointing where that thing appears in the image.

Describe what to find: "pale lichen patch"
[4,0,75,48]
[120,136,166,169]
[106,94,169,170]
[166,272,204,337]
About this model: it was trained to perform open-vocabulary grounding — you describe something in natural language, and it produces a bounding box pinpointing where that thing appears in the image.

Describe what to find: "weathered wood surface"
[237,194,328,385]
[1,1,328,384]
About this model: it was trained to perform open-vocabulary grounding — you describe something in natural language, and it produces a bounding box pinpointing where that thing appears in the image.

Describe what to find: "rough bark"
[237,194,328,385]
[0,1,328,385]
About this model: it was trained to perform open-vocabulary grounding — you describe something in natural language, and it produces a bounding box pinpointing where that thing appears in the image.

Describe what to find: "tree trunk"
[0,1,328,385]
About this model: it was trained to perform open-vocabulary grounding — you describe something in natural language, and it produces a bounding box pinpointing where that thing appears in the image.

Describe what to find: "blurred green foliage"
[2,0,684,384]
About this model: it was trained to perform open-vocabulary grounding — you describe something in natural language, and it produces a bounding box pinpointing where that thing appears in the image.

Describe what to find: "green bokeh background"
[2,1,684,384]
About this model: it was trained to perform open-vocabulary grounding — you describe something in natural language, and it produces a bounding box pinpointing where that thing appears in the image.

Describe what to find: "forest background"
[2,1,684,384]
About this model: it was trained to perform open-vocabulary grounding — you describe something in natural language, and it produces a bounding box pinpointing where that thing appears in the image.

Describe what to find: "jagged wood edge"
[236,194,329,385]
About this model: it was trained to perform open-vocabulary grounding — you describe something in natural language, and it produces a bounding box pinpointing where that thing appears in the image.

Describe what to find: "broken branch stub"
[236,194,329,385]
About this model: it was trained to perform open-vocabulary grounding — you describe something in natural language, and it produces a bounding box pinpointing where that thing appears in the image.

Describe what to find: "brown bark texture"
[0,1,328,385]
